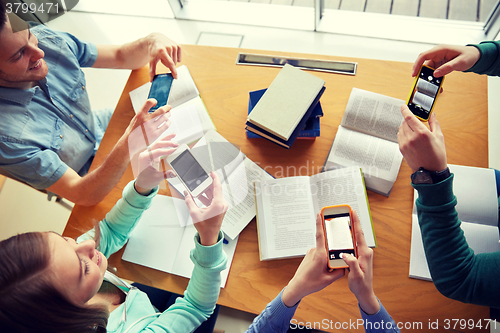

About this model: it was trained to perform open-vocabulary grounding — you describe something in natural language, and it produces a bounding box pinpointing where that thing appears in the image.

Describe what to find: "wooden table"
[64,45,489,332]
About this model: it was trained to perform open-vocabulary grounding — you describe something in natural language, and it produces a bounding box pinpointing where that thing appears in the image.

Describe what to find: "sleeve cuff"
[465,42,500,74]
[412,174,457,209]
[122,180,158,209]
[359,298,395,328]
[191,230,227,270]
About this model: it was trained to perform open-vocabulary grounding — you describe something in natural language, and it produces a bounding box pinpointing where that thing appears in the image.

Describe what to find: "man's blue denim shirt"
[0,23,107,189]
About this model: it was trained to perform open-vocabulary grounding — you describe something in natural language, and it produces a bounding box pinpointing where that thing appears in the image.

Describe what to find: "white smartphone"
[321,205,357,271]
[166,144,213,197]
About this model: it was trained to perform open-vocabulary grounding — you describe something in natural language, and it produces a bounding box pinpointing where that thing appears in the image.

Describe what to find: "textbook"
[246,88,322,139]
[254,166,375,261]
[167,130,274,240]
[246,64,325,145]
[324,88,404,196]
[409,164,500,281]
[129,65,215,145]
[122,194,238,288]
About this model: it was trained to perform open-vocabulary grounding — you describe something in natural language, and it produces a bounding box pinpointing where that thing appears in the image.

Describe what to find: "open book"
[254,166,375,261]
[129,65,215,145]
[324,88,404,196]
[168,130,274,240]
[411,80,439,111]
[122,194,238,288]
[410,164,500,281]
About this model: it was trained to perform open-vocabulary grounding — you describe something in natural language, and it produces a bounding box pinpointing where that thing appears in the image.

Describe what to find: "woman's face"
[47,233,108,305]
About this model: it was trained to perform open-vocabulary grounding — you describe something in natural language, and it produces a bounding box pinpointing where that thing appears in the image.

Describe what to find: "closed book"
[246,88,322,139]
[246,86,325,149]
[246,64,326,140]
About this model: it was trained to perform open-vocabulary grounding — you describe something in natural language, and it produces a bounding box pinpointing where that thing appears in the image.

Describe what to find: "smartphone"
[166,144,213,197]
[406,65,445,121]
[321,205,357,270]
[148,73,174,113]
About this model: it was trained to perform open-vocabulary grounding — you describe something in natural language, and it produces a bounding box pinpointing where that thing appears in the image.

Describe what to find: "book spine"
[247,129,319,139]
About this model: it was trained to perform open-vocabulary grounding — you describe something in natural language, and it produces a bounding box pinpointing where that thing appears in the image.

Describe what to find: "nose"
[28,37,44,61]
[76,239,96,260]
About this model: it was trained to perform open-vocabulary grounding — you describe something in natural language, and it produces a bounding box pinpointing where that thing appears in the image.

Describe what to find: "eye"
[13,51,23,61]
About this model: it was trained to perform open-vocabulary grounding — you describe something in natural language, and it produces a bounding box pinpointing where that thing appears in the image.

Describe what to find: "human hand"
[412,44,480,78]
[184,172,228,246]
[342,210,379,315]
[146,32,182,81]
[282,214,345,307]
[126,99,172,159]
[133,133,179,194]
[397,105,448,172]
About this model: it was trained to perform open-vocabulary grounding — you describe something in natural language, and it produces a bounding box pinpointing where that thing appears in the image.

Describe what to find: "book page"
[167,65,200,108]
[309,167,375,247]
[122,195,237,288]
[341,88,404,142]
[255,177,317,260]
[324,126,403,196]
[448,164,498,226]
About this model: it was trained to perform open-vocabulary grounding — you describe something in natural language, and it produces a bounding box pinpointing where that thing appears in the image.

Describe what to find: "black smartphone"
[406,65,445,121]
[147,73,174,113]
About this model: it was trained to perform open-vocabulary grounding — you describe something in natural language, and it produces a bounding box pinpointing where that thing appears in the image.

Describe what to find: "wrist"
[282,280,305,307]
[199,232,220,246]
[134,181,153,196]
[357,292,380,315]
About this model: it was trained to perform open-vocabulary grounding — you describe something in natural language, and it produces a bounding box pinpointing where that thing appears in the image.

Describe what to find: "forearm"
[77,180,158,256]
[359,299,399,333]
[147,232,227,332]
[49,137,130,205]
[93,36,152,70]
[246,289,299,333]
[414,176,500,306]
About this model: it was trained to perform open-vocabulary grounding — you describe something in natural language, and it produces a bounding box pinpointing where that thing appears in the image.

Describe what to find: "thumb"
[428,112,442,134]
[343,253,361,275]
[141,99,157,114]
[184,191,197,210]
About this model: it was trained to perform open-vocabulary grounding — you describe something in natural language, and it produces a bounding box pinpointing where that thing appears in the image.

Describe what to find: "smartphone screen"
[170,149,210,192]
[324,213,355,261]
[407,66,443,121]
[148,73,174,113]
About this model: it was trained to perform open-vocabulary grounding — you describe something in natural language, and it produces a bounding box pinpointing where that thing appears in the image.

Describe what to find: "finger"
[158,48,178,79]
[342,252,362,276]
[315,213,326,250]
[165,170,176,178]
[177,45,182,63]
[209,172,223,200]
[140,99,157,114]
[400,104,427,133]
[434,58,460,77]
[148,148,179,162]
[184,190,197,210]
[428,112,442,135]
[351,210,368,250]
[149,58,158,82]
[197,193,211,207]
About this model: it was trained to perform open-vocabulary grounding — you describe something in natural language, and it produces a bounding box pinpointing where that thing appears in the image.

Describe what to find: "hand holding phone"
[406,65,444,122]
[166,144,212,198]
[341,210,380,315]
[148,73,174,113]
[321,205,357,270]
[281,214,345,307]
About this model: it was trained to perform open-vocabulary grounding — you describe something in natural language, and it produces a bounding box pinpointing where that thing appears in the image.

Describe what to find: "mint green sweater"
[77,181,227,332]
[413,175,500,308]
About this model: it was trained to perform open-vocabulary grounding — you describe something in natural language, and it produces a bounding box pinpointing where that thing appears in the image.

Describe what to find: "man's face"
[0,14,48,89]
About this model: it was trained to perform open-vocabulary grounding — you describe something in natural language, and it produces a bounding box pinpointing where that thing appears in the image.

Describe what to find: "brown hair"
[0,232,109,332]
[0,0,6,34]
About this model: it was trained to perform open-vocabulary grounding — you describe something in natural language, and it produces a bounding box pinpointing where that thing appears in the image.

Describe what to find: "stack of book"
[245,64,326,149]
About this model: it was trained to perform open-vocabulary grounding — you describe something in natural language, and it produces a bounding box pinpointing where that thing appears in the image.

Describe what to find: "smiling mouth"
[29,60,42,70]
[96,251,102,267]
